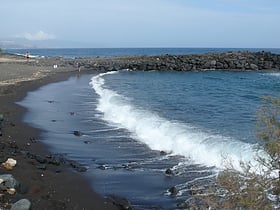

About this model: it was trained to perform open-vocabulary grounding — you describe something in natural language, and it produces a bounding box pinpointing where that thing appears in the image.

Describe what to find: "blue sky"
[1,0,279,48]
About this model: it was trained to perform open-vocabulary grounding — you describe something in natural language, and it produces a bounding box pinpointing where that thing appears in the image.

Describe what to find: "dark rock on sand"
[160,150,167,156]
[69,160,87,172]
[29,137,36,143]
[165,168,174,176]
[76,166,87,172]
[108,195,132,210]
[25,152,36,159]
[168,186,178,195]
[0,113,4,135]
[36,164,47,170]
[34,155,47,164]
[73,130,82,136]
[0,114,4,123]
[46,154,66,165]
[98,164,109,170]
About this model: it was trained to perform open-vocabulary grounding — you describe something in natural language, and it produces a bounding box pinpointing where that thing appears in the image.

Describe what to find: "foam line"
[90,72,259,170]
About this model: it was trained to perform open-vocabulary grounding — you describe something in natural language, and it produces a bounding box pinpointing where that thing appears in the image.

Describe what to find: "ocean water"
[6,47,280,58]
[17,48,280,209]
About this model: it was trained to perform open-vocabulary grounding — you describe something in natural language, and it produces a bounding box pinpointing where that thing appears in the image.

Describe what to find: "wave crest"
[90,72,259,170]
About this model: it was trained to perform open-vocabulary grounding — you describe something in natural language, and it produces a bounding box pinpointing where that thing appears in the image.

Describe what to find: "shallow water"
[19,71,280,209]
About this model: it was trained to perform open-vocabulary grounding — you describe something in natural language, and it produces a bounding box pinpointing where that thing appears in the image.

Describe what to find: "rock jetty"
[33,51,280,72]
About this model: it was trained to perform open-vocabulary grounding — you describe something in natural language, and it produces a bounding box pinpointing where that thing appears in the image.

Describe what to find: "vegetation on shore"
[191,96,280,209]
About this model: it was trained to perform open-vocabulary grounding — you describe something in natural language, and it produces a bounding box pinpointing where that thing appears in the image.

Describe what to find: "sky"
[1,0,280,48]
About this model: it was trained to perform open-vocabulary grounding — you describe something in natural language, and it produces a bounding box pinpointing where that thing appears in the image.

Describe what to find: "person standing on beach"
[25,52,30,61]
[77,62,81,72]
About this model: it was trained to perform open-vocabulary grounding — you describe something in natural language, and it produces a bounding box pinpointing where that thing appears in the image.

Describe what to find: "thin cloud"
[17,31,56,41]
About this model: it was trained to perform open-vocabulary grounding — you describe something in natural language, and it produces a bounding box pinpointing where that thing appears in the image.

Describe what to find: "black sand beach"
[1,50,280,209]
[0,54,120,209]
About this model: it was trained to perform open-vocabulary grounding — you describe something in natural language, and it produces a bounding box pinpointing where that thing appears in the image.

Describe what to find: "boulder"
[210,60,217,66]
[250,63,258,70]
[214,62,221,69]
[264,61,273,69]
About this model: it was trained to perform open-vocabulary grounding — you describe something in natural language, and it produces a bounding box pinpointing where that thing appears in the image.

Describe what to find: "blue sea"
[17,48,280,209]
[5,47,280,58]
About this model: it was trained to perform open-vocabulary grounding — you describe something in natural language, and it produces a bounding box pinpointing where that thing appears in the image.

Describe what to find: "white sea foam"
[262,72,280,77]
[90,72,259,170]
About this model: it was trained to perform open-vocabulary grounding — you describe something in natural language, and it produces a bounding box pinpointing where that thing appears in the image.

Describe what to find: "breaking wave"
[90,71,259,170]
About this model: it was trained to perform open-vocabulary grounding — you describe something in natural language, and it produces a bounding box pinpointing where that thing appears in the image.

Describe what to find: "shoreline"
[0,55,121,209]
[2,50,280,73]
[1,50,279,209]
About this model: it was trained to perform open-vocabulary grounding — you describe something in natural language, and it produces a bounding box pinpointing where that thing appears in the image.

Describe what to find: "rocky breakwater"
[67,51,280,72]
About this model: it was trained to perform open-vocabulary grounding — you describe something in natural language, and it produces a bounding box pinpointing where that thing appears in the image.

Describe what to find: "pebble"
[7,158,17,167]
[11,199,31,210]
[6,188,16,195]
[165,168,174,176]
[0,174,19,189]
[73,130,82,136]
[168,186,178,195]
[0,114,4,122]
[1,158,17,170]
[36,164,47,170]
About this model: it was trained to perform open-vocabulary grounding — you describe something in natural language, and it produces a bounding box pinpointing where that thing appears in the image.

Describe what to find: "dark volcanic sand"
[0,54,119,209]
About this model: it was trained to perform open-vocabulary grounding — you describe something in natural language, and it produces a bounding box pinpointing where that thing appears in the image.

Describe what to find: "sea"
[11,48,280,209]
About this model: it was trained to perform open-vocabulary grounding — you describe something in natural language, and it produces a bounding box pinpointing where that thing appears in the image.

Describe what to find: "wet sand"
[0,53,120,209]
